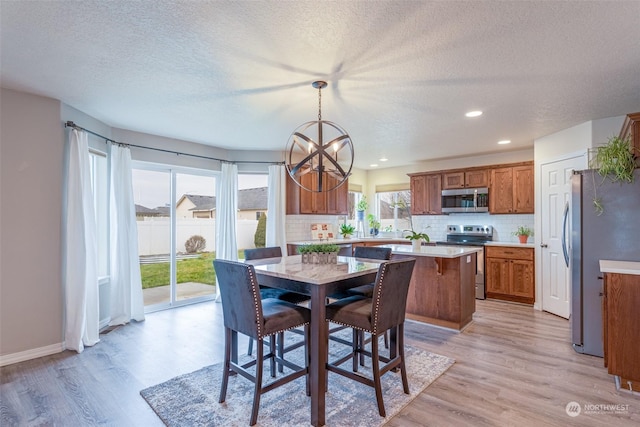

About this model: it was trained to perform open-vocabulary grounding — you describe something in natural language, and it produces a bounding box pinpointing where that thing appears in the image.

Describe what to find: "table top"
[246,255,384,285]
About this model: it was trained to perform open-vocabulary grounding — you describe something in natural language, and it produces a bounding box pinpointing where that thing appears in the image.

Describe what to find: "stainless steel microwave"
[441,187,489,213]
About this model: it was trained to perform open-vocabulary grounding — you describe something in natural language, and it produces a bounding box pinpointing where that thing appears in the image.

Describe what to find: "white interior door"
[540,155,585,318]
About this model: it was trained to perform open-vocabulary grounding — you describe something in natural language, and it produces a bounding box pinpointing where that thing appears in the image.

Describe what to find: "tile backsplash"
[286,214,534,244]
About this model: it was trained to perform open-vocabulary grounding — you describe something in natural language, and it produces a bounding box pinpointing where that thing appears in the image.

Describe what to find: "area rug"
[140,333,454,426]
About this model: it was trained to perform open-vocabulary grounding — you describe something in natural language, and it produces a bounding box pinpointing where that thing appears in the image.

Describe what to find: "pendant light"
[285,81,354,192]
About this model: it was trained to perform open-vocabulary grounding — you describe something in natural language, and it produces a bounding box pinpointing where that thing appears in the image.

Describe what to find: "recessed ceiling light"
[465,110,483,118]
[370,164,378,168]
[498,140,511,145]
[379,157,388,162]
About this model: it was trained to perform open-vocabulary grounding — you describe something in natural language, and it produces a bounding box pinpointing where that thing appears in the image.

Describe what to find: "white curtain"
[64,129,99,353]
[215,163,239,299]
[266,164,287,254]
[109,144,145,325]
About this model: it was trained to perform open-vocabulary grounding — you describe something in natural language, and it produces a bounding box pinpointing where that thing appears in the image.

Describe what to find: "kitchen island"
[382,244,482,331]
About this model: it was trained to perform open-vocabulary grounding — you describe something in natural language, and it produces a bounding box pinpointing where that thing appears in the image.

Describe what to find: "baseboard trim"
[0,342,65,367]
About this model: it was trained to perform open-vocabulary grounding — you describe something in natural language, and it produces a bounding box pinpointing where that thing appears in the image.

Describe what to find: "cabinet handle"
[540,244,548,248]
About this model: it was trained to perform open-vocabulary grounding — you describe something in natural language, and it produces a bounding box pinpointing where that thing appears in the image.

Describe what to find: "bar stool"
[214,259,310,426]
[325,258,416,417]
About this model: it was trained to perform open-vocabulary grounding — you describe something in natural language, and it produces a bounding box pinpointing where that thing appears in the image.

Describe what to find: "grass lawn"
[140,250,246,289]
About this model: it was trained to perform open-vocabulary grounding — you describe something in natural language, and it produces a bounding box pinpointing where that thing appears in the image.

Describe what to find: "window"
[89,150,109,277]
[375,190,411,232]
[347,191,363,221]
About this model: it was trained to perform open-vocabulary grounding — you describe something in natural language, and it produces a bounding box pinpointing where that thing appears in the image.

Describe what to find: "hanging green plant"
[588,135,636,215]
[590,135,636,183]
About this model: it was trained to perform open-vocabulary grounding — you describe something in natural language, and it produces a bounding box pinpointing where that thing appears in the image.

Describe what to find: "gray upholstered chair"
[214,259,310,426]
[325,258,416,417]
[337,245,393,352]
[347,246,393,297]
[244,247,310,359]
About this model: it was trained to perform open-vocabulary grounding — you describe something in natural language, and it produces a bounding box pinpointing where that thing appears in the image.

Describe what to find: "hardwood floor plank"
[1,299,638,426]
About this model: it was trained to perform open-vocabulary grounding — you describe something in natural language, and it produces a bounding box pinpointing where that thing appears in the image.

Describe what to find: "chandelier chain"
[318,85,322,121]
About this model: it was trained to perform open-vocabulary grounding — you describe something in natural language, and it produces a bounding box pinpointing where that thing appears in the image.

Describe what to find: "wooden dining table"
[244,254,384,427]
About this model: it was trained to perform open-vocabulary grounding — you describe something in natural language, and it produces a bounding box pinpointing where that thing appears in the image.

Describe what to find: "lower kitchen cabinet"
[602,270,640,392]
[485,245,534,304]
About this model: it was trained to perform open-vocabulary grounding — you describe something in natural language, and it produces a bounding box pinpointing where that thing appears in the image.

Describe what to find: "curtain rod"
[64,121,284,165]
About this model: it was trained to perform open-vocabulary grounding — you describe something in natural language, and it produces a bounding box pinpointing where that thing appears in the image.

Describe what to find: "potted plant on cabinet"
[589,135,636,215]
[356,196,368,222]
[404,229,430,252]
[339,223,355,239]
[367,214,380,237]
[513,226,533,244]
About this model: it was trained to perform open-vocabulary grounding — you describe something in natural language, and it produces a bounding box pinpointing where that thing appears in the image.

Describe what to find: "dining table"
[244,254,385,427]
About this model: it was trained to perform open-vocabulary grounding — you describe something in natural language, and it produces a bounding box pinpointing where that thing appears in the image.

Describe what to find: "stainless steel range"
[436,225,493,299]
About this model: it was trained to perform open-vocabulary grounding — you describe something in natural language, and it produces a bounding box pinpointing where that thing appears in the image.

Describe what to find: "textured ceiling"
[2,1,639,170]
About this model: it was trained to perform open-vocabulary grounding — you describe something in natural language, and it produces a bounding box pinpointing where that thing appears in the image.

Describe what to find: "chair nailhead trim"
[247,266,263,338]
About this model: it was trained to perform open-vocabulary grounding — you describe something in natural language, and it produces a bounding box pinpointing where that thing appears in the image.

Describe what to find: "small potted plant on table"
[513,226,533,244]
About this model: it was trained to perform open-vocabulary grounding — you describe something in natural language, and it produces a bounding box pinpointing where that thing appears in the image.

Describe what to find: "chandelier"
[285,81,354,192]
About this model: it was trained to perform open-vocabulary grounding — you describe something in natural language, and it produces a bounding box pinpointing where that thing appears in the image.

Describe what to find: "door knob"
[540,243,548,248]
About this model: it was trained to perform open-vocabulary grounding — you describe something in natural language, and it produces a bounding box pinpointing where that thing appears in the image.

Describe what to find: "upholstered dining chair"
[334,245,393,352]
[347,246,393,297]
[325,258,416,417]
[244,247,310,359]
[214,259,310,426]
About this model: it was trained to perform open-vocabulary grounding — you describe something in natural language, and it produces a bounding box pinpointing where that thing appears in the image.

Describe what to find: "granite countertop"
[599,260,640,276]
[380,244,482,258]
[288,237,407,245]
[485,241,536,249]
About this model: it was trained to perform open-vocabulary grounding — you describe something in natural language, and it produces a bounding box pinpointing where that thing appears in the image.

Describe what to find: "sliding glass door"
[132,165,217,311]
[175,172,216,302]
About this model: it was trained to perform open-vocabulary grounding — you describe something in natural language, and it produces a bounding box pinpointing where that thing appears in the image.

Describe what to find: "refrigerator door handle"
[562,201,570,267]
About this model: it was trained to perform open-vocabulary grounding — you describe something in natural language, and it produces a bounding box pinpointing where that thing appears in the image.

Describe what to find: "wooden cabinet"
[442,169,489,189]
[489,164,534,214]
[619,112,640,166]
[410,173,442,215]
[485,245,535,304]
[286,172,348,215]
[602,271,640,391]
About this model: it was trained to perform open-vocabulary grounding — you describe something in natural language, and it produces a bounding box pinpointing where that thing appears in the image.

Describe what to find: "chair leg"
[398,323,410,394]
[359,330,366,366]
[352,328,359,372]
[269,336,276,378]
[247,338,254,356]
[371,332,386,417]
[250,338,264,426]
[383,329,389,349]
[277,331,285,373]
[219,328,231,403]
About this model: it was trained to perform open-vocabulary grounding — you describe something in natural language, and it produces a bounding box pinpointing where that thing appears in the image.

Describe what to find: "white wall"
[1,88,65,357]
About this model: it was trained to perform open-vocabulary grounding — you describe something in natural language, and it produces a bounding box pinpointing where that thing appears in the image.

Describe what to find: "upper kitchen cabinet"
[489,163,534,214]
[285,172,348,215]
[620,112,640,165]
[410,173,442,215]
[442,169,489,189]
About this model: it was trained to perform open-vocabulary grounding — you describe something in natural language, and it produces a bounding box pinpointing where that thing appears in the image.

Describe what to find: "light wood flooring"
[1,299,638,426]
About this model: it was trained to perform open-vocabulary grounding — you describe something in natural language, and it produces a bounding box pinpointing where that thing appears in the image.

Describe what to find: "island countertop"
[599,260,640,276]
[287,237,407,245]
[380,244,483,258]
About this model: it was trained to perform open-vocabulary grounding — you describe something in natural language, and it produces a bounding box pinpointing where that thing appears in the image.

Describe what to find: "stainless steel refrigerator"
[568,169,640,357]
